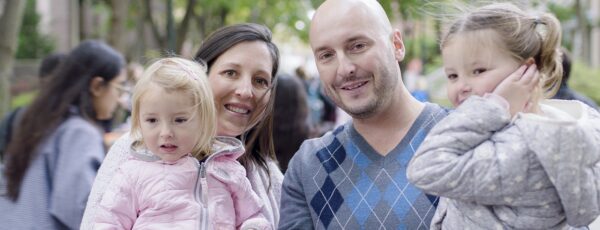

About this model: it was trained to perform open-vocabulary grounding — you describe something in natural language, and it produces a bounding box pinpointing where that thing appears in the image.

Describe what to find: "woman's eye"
[254,78,270,87]
[473,68,487,75]
[223,70,237,77]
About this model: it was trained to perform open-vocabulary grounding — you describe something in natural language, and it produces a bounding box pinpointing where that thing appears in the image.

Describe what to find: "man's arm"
[278,146,314,230]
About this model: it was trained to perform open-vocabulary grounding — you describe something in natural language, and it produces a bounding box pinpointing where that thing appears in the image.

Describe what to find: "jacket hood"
[516,99,600,226]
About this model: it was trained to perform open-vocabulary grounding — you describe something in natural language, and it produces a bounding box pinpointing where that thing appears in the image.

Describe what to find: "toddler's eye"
[473,68,487,75]
[146,118,157,123]
[447,74,458,80]
[175,118,188,123]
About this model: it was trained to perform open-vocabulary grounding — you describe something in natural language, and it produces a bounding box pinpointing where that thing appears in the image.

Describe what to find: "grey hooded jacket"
[407,96,600,229]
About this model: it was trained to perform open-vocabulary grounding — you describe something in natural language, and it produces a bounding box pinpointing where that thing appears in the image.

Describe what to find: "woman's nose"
[235,77,254,99]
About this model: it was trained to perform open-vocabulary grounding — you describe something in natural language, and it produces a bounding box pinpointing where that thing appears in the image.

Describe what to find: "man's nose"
[337,54,356,77]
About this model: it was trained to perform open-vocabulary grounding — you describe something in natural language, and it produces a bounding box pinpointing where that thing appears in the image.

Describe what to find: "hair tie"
[533,17,545,26]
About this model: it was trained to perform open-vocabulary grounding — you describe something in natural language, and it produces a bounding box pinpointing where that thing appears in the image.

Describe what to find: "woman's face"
[208,41,274,136]
[92,69,127,120]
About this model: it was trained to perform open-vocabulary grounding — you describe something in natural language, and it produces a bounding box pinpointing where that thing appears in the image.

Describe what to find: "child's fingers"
[509,65,529,81]
[519,64,537,84]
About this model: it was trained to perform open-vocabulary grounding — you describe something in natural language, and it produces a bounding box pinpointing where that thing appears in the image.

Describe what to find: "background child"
[93,57,270,229]
[407,3,600,229]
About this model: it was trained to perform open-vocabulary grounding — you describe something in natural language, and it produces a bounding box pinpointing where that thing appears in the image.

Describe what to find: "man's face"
[309,3,404,119]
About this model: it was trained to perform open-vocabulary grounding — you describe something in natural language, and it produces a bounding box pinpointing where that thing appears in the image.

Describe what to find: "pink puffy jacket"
[93,137,271,230]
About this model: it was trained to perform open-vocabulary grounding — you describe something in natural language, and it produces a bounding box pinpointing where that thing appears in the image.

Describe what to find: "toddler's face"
[442,31,521,107]
[138,84,201,162]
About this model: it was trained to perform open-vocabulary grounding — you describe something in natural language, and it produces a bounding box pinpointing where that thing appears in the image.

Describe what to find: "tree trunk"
[0,0,26,116]
[575,0,592,64]
[108,0,130,55]
[144,0,165,49]
[176,0,196,53]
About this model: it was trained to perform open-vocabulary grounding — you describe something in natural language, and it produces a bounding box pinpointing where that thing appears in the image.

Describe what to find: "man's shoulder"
[418,102,450,127]
[290,124,351,164]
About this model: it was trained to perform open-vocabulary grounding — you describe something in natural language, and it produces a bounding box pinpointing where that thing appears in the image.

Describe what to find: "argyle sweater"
[279,103,448,229]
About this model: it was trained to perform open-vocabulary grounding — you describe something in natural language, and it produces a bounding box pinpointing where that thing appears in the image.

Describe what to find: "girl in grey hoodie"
[408,3,600,230]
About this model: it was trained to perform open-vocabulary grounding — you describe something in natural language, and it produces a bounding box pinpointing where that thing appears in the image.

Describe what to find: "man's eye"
[351,43,366,51]
[319,52,334,61]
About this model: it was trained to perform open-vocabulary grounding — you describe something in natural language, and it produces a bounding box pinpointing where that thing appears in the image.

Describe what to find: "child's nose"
[160,124,174,138]
[458,80,472,95]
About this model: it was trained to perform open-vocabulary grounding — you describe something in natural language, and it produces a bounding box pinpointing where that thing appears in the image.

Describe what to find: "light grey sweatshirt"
[408,96,600,229]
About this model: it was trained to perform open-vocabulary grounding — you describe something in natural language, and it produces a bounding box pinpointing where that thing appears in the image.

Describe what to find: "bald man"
[279,0,448,229]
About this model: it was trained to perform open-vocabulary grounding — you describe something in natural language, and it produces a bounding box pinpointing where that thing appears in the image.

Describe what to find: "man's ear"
[90,76,106,97]
[392,30,405,62]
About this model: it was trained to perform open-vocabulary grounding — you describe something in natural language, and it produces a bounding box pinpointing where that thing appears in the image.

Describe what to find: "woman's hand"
[493,64,540,117]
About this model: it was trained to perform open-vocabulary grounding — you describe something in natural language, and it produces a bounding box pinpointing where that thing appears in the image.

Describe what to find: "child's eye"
[175,118,188,123]
[447,74,458,80]
[473,68,487,75]
[145,118,157,123]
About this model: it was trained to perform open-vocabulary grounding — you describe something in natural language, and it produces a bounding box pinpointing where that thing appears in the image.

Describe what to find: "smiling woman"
[82,23,283,229]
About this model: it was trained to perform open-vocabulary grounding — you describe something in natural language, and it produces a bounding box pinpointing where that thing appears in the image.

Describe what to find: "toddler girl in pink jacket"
[93,57,271,229]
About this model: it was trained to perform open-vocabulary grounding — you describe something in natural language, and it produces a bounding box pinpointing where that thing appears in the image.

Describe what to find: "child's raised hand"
[492,64,540,117]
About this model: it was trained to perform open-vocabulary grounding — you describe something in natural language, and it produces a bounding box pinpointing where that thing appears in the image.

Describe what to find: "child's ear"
[524,58,536,66]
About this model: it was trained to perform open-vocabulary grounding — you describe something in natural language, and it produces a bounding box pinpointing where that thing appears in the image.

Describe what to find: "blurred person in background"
[273,73,314,173]
[0,40,126,229]
[295,66,337,135]
[552,47,599,109]
[0,52,68,161]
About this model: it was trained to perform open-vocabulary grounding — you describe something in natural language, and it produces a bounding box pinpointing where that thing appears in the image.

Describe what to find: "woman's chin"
[216,128,244,137]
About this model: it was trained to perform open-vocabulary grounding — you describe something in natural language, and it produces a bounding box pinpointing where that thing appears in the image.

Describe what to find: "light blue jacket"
[0,109,105,229]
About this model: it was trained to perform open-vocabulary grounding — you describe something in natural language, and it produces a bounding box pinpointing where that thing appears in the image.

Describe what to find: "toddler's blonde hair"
[440,2,563,99]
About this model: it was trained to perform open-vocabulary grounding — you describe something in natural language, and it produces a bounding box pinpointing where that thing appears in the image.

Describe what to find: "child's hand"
[492,64,539,117]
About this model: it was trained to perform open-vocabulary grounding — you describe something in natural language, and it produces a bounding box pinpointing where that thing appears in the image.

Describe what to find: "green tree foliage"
[15,0,54,59]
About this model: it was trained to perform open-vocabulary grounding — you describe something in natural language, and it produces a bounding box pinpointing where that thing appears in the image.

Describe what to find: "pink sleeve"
[92,164,138,229]
[208,158,266,228]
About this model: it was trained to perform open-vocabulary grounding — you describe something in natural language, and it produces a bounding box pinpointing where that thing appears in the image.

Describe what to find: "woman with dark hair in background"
[83,23,284,229]
[272,73,313,173]
[0,40,126,229]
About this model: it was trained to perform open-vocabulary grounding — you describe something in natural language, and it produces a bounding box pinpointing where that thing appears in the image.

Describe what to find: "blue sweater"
[279,103,448,229]
[0,111,105,229]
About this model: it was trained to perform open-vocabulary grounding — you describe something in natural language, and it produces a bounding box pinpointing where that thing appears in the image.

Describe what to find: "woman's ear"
[525,57,536,66]
[90,76,106,97]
